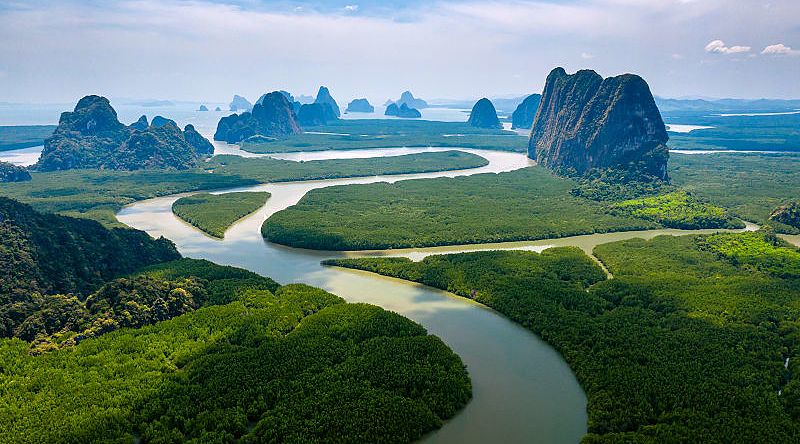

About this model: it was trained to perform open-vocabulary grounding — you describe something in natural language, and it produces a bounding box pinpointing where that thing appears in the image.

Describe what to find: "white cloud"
[705,39,751,54]
[581,52,595,59]
[761,43,800,56]
[343,5,359,13]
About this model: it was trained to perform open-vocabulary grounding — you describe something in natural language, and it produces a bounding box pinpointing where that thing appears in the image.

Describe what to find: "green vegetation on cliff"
[610,190,743,229]
[172,192,270,238]
[0,258,471,443]
[671,153,800,233]
[241,119,526,154]
[0,150,487,227]
[326,231,800,442]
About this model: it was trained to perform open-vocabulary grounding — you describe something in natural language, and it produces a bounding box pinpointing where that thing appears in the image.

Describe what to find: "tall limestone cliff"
[511,93,542,129]
[314,86,340,118]
[214,91,302,143]
[35,96,213,171]
[529,68,669,180]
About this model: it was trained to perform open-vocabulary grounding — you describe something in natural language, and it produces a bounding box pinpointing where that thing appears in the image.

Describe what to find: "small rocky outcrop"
[130,115,149,131]
[769,202,800,229]
[198,105,209,112]
[297,103,330,126]
[385,103,421,118]
[314,86,340,118]
[214,107,222,112]
[35,95,213,171]
[396,91,428,109]
[229,95,252,112]
[0,161,31,182]
[529,67,669,180]
[467,98,502,129]
[151,116,176,128]
[346,98,374,113]
[214,91,302,143]
[511,94,542,129]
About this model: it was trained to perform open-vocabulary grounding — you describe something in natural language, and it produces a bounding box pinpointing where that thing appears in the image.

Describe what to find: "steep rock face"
[467,98,502,129]
[183,124,214,156]
[35,96,213,171]
[0,162,31,182]
[385,103,421,118]
[297,103,330,126]
[511,94,542,129]
[769,202,800,229]
[214,91,302,143]
[130,115,149,131]
[229,95,252,112]
[397,91,428,109]
[346,98,374,113]
[529,68,669,180]
[314,86,340,118]
[150,116,176,128]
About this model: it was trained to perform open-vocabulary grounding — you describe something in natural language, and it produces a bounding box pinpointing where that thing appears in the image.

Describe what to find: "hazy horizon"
[1,0,800,103]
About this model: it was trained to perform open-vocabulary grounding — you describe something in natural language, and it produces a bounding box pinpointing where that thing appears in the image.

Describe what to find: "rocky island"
[214,91,302,143]
[511,93,542,129]
[467,98,502,129]
[385,103,422,118]
[229,95,252,112]
[314,86,340,118]
[297,103,332,126]
[529,67,669,180]
[0,161,31,182]
[198,105,208,112]
[395,91,428,109]
[35,95,214,171]
[345,98,374,113]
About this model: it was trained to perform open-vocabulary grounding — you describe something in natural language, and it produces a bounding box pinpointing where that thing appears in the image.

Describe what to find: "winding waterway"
[118,144,758,443]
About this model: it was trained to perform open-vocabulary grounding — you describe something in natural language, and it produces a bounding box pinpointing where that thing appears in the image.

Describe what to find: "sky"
[1,0,799,104]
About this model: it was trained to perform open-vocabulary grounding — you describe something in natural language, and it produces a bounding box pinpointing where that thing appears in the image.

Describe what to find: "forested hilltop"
[0,197,471,442]
[326,230,800,442]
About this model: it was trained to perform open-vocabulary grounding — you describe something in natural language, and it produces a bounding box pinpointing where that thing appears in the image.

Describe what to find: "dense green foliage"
[665,112,800,152]
[241,119,527,154]
[172,191,270,238]
[263,167,658,250]
[771,201,800,229]
[328,233,800,442]
[0,125,55,151]
[0,258,471,443]
[0,161,31,182]
[0,198,180,340]
[670,153,800,233]
[35,96,213,171]
[610,190,743,229]
[699,231,800,278]
[0,150,487,227]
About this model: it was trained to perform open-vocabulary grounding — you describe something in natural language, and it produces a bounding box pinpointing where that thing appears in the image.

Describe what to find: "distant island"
[198,105,208,112]
[467,98,502,129]
[214,91,302,143]
[229,94,252,112]
[297,103,332,126]
[394,91,428,109]
[345,98,374,113]
[35,95,214,171]
[385,103,421,118]
[214,106,222,112]
[530,67,669,181]
[511,94,542,129]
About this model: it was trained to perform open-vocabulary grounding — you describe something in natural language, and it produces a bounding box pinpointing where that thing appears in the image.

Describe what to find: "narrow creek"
[117,144,760,443]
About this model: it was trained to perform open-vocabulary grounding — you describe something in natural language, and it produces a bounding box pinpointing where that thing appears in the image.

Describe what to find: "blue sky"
[1,0,798,103]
